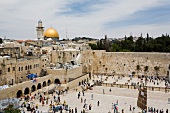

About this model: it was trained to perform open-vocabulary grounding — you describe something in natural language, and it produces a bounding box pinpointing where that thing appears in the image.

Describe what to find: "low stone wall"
[66,74,89,90]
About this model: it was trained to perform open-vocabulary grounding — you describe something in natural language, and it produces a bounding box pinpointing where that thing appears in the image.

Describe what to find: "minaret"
[36,20,44,40]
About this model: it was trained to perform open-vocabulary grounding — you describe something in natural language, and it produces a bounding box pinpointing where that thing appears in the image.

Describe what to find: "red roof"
[26,40,34,42]
[17,40,25,43]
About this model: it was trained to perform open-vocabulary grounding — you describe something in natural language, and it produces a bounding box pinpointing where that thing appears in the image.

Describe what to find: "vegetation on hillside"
[89,34,170,52]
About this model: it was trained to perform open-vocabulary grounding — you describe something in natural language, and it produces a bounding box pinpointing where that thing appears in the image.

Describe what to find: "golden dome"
[44,27,59,38]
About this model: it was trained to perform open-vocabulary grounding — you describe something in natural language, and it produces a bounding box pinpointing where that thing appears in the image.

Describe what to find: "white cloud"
[0,0,169,40]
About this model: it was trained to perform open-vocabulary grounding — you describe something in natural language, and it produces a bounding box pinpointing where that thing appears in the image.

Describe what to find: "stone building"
[91,51,170,77]
[0,20,170,100]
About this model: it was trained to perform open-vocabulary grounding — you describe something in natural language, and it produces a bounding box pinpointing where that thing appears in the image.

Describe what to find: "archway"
[82,80,83,85]
[16,90,22,98]
[43,81,46,87]
[24,87,30,95]
[55,79,60,84]
[37,83,41,89]
[31,85,36,92]
[47,79,51,86]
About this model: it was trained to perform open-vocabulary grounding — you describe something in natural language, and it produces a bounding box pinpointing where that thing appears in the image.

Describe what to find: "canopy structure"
[0,85,9,90]
[27,74,38,79]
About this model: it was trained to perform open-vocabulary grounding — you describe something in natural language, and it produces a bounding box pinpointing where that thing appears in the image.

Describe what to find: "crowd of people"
[16,74,170,113]
[147,107,169,113]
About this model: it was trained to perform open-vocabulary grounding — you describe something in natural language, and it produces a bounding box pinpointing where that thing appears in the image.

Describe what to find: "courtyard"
[19,75,170,113]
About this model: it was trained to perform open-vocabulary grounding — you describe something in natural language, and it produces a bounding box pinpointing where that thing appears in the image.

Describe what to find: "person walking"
[78,92,80,99]
[97,101,100,106]
[130,105,131,111]
[89,104,92,110]
[112,103,114,109]
[84,99,86,103]
[122,109,124,113]
[91,93,93,100]
[82,90,84,96]
[75,107,77,113]
[81,97,83,103]
[166,109,168,113]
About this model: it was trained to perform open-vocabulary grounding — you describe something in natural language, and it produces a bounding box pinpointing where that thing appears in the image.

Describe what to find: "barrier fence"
[100,83,170,93]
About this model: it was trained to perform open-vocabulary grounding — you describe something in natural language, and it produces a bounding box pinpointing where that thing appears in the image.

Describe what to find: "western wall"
[90,50,170,77]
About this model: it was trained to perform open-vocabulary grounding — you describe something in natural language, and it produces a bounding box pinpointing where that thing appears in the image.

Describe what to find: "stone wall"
[91,51,170,77]
[0,58,41,85]
[0,75,53,100]
[46,66,83,83]
[66,74,89,89]
[0,66,84,100]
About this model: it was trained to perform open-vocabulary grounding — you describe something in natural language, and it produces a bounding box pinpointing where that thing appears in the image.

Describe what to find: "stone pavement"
[19,75,170,113]
[94,75,167,87]
[21,85,170,113]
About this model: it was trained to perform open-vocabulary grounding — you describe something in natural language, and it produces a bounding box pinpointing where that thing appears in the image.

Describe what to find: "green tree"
[0,38,2,44]
[144,66,149,74]
[4,105,21,113]
[112,44,121,52]
[89,43,98,50]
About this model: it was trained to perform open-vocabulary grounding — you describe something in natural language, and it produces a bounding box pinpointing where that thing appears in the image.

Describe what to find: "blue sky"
[105,3,170,28]
[0,0,170,40]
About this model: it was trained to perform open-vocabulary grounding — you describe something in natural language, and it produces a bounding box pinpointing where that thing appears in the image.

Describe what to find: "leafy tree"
[89,33,170,52]
[144,66,149,75]
[4,105,21,113]
[112,44,121,52]
[89,44,98,50]
[144,66,149,72]
[0,38,2,44]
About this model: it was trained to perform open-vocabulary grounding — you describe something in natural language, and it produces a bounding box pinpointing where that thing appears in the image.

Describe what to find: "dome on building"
[44,27,59,38]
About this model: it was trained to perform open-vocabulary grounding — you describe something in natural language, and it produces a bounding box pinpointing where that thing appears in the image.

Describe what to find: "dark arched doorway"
[55,79,60,84]
[47,80,51,86]
[37,83,41,89]
[24,87,30,95]
[79,82,81,86]
[82,80,83,84]
[16,90,22,98]
[43,81,46,87]
[31,85,36,92]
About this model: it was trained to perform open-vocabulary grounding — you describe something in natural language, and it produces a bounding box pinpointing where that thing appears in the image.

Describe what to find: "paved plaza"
[19,75,170,113]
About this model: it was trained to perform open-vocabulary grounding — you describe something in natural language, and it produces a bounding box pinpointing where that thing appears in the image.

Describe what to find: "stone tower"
[36,20,44,40]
